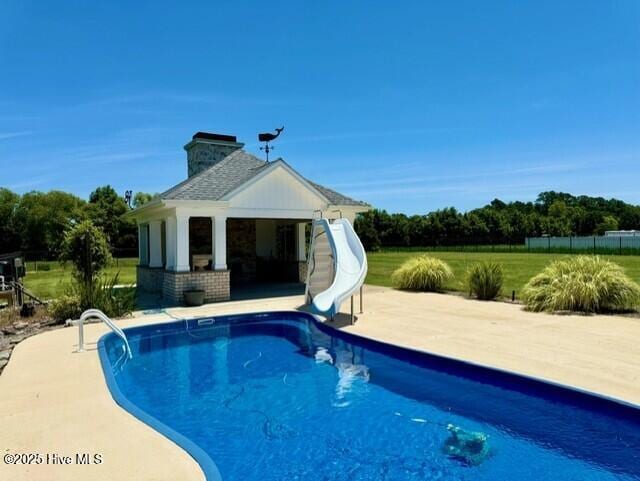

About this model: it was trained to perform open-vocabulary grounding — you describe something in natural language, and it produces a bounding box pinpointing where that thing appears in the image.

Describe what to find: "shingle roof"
[159,150,368,207]
[160,150,267,201]
[306,180,368,207]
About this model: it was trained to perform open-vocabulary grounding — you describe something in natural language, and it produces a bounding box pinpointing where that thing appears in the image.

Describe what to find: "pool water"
[100,312,640,481]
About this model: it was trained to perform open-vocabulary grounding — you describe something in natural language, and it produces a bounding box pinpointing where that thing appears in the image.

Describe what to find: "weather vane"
[258,126,284,162]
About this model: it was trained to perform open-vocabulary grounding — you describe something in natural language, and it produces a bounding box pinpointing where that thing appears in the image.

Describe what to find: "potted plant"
[184,289,205,306]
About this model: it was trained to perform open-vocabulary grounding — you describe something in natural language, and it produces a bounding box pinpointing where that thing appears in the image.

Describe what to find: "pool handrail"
[78,308,132,359]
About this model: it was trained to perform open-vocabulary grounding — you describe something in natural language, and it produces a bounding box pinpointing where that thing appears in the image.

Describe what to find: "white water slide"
[305,218,367,321]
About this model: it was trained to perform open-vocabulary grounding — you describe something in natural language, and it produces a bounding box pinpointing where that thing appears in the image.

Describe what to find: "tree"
[133,191,157,208]
[60,220,112,284]
[536,191,575,213]
[86,185,137,249]
[58,221,133,316]
[618,206,640,230]
[548,200,568,218]
[595,215,619,235]
[465,212,490,243]
[0,188,20,253]
[354,211,381,251]
[13,190,86,255]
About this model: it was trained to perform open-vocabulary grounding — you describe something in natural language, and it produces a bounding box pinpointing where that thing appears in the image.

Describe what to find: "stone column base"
[162,269,231,305]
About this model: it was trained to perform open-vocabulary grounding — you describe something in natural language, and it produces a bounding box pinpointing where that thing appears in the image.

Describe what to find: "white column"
[213,216,227,270]
[138,223,149,266]
[138,224,143,264]
[211,217,216,266]
[148,220,163,268]
[175,215,190,272]
[297,223,307,261]
[165,217,177,270]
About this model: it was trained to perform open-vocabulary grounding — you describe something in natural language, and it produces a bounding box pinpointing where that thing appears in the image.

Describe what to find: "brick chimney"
[184,132,244,177]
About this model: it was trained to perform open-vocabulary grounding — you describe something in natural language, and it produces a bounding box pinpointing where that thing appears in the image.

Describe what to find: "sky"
[0,1,638,214]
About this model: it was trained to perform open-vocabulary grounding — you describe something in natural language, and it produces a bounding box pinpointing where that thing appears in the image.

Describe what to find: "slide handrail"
[78,308,132,359]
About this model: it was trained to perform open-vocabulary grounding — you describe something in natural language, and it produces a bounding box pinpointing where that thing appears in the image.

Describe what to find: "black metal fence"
[525,236,640,255]
[20,248,139,271]
[378,241,640,256]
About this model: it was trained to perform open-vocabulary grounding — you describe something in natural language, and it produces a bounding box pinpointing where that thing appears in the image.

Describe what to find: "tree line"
[0,186,155,258]
[2,187,639,256]
[354,191,640,251]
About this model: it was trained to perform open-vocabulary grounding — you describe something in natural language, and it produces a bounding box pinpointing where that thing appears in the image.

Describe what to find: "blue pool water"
[100,312,640,481]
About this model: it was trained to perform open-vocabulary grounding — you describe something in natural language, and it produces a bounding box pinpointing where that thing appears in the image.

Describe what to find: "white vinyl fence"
[526,236,640,253]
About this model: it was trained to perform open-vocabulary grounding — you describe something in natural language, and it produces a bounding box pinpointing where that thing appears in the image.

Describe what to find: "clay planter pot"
[184,290,205,306]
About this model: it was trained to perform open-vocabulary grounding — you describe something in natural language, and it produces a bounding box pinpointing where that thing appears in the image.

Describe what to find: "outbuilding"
[128,132,369,304]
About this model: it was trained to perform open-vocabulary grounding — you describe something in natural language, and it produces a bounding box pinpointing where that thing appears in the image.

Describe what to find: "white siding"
[229,166,326,212]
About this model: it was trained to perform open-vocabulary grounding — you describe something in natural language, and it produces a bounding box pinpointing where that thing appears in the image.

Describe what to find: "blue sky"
[0,1,638,214]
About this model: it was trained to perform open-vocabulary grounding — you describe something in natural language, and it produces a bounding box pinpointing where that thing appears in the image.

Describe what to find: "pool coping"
[98,309,640,481]
[318,321,640,414]
[317,319,640,413]
[98,330,223,481]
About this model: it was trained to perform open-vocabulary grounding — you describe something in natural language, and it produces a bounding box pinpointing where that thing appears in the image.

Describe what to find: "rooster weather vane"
[258,126,284,162]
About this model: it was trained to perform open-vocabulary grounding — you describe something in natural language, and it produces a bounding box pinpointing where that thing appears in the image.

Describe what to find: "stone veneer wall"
[297,261,308,283]
[187,142,243,177]
[136,266,164,293]
[162,269,230,304]
[227,219,257,283]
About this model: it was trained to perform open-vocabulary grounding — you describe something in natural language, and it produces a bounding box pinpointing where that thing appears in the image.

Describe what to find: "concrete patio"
[1,286,639,481]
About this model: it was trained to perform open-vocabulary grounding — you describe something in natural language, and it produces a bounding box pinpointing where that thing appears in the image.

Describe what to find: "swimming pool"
[99,311,640,481]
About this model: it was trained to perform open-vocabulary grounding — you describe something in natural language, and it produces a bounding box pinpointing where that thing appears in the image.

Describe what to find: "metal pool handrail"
[78,309,132,359]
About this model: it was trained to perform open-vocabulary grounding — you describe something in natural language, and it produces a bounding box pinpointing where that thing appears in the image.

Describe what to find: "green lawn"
[23,258,138,300]
[366,251,640,299]
[21,252,640,302]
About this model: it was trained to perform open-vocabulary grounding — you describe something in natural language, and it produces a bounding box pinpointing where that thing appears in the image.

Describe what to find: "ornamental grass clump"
[522,256,640,313]
[466,262,503,300]
[391,255,453,292]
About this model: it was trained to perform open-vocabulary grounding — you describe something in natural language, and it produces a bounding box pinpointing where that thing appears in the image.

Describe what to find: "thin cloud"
[329,161,583,191]
[345,178,567,200]
[71,90,299,112]
[7,174,55,190]
[0,130,32,140]
[329,150,639,205]
[276,127,461,146]
[77,151,155,165]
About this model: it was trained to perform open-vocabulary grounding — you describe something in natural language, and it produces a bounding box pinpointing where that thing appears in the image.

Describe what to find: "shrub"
[60,220,112,283]
[95,274,135,318]
[72,272,136,318]
[522,256,640,313]
[466,262,503,300]
[49,294,82,322]
[391,255,453,291]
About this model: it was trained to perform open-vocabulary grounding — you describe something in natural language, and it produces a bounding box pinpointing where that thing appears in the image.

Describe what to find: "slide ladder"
[305,217,367,323]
